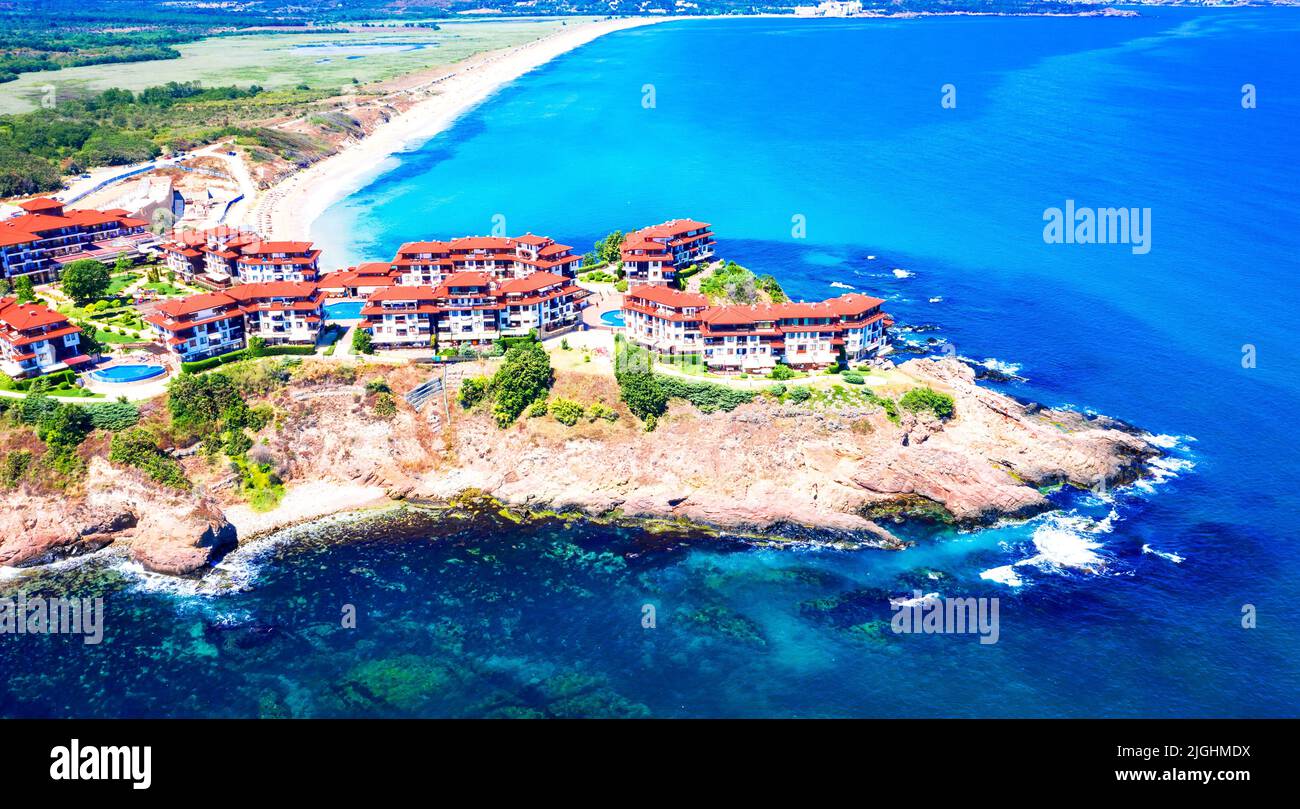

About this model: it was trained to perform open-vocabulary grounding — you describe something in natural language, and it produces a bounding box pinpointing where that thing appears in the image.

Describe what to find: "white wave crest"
[981,511,1116,587]
[892,268,914,278]
[830,281,855,290]
[1142,544,1185,564]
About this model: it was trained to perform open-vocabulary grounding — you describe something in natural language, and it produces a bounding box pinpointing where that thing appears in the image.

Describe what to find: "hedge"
[181,349,248,374]
[181,344,316,373]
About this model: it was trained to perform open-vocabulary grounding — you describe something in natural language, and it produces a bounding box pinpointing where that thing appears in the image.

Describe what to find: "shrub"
[1,450,32,488]
[789,386,812,404]
[109,428,189,489]
[85,400,141,431]
[527,399,549,418]
[181,348,248,374]
[352,327,374,355]
[656,376,754,413]
[167,372,247,432]
[587,402,618,422]
[767,384,787,398]
[900,387,955,419]
[365,378,391,395]
[768,363,796,381]
[551,398,584,426]
[457,376,488,409]
[614,279,628,293]
[247,336,267,357]
[37,403,93,452]
[841,372,865,385]
[372,391,397,418]
[614,341,667,421]
[489,342,553,428]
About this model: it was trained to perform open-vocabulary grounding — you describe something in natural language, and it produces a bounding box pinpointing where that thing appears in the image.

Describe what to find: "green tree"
[60,259,111,303]
[13,276,35,303]
[614,341,667,423]
[114,254,134,274]
[247,335,267,357]
[457,376,487,409]
[489,342,553,428]
[351,327,374,355]
[37,403,93,452]
[167,373,245,432]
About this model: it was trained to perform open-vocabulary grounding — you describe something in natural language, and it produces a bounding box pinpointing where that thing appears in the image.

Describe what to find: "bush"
[900,387,955,419]
[1,450,32,489]
[457,376,488,409]
[767,384,787,398]
[181,348,248,374]
[657,376,754,413]
[489,342,553,428]
[841,372,865,385]
[789,386,812,404]
[167,372,247,432]
[614,279,628,293]
[527,399,549,418]
[767,363,796,381]
[372,391,397,418]
[365,378,391,395]
[551,398,584,426]
[614,341,667,421]
[109,428,189,489]
[352,327,374,355]
[36,403,93,452]
[85,400,141,431]
[587,402,618,422]
[247,336,267,357]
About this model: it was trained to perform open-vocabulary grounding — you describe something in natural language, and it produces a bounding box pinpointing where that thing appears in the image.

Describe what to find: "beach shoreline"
[243,16,671,243]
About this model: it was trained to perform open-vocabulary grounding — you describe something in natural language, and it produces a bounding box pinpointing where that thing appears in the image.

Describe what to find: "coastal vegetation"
[900,386,955,419]
[695,260,787,304]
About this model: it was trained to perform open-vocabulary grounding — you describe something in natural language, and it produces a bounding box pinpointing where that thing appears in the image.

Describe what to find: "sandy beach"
[243,16,669,244]
[222,480,394,541]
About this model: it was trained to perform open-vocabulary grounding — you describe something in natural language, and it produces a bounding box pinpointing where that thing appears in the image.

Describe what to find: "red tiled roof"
[623,286,707,309]
[497,271,568,294]
[0,297,71,331]
[441,272,493,288]
[367,285,442,302]
[17,197,63,213]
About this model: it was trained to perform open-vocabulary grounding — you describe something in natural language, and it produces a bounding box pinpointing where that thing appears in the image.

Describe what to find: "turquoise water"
[599,309,626,328]
[88,363,166,383]
[4,10,1299,717]
[324,300,365,321]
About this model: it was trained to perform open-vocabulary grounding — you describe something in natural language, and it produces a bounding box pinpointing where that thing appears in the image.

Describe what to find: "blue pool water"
[88,363,166,384]
[599,310,626,328]
[324,300,365,321]
[6,9,1299,718]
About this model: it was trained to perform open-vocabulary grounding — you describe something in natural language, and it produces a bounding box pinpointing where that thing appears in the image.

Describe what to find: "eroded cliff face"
[0,357,1161,575]
[0,457,235,575]
[421,358,1159,539]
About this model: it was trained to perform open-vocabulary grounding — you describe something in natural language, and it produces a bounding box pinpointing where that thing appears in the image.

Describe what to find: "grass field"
[0,18,592,114]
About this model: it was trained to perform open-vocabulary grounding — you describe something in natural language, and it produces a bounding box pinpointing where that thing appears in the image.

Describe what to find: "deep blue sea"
[4,9,1299,717]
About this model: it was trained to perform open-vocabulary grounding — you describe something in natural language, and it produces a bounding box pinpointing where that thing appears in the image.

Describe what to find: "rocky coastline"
[0,357,1163,577]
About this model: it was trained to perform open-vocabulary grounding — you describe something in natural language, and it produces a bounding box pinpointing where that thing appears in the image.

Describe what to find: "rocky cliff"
[0,457,235,575]
[0,357,1161,575]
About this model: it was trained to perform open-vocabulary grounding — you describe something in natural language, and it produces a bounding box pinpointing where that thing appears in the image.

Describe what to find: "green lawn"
[106,272,140,297]
[0,19,594,114]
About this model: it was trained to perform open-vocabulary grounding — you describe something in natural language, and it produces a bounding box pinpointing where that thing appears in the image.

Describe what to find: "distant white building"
[794,1,864,17]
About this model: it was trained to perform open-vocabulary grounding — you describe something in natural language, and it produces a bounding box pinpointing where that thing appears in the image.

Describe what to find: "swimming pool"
[89,364,166,384]
[599,310,626,328]
[325,300,365,321]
